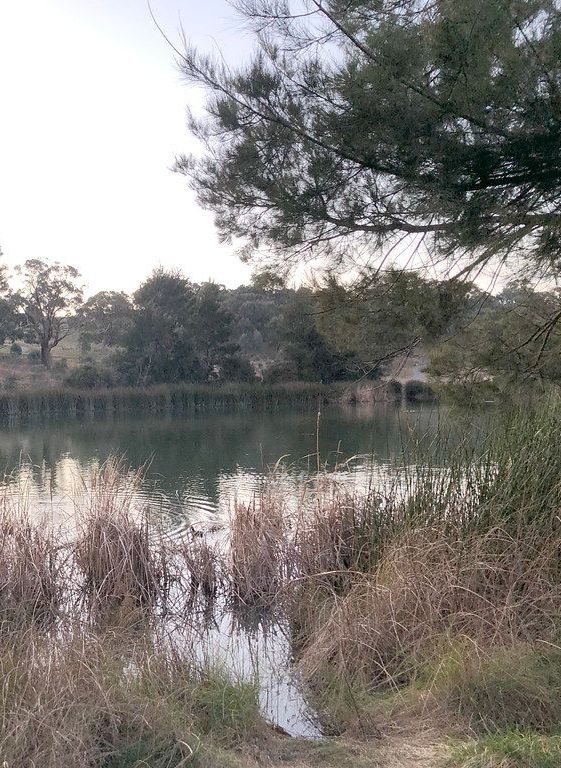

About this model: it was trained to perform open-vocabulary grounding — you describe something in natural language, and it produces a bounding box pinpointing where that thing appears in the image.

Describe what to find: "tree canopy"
[15,260,83,368]
[78,291,134,349]
[177,0,561,278]
[429,279,561,383]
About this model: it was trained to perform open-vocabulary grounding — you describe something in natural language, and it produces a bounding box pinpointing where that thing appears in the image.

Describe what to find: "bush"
[27,350,41,363]
[387,379,402,400]
[9,342,22,356]
[52,358,68,372]
[4,375,18,391]
[219,354,256,383]
[404,379,435,403]
[261,360,298,384]
[64,362,115,389]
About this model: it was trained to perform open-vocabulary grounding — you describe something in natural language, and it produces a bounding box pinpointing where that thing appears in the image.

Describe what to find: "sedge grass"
[0,381,334,425]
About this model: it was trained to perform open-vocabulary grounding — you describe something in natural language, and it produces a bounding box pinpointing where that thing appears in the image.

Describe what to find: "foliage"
[429,280,561,384]
[14,259,83,368]
[316,270,473,375]
[191,282,240,379]
[117,271,252,386]
[77,291,133,349]
[178,0,561,279]
[65,361,116,389]
[276,289,353,382]
[222,284,290,359]
[0,262,19,346]
[118,268,203,386]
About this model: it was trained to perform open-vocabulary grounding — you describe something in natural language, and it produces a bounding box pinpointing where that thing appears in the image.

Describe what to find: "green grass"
[0,629,263,768]
[451,729,561,768]
[420,642,561,733]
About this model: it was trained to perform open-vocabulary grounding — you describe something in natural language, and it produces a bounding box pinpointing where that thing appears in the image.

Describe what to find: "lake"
[0,402,484,737]
[0,402,466,533]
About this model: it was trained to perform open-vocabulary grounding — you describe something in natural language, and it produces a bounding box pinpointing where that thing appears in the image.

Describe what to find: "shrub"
[27,349,41,363]
[219,354,256,383]
[64,362,115,389]
[52,358,68,372]
[9,342,22,356]
[404,379,435,403]
[261,360,298,384]
[4,375,18,391]
[387,379,402,400]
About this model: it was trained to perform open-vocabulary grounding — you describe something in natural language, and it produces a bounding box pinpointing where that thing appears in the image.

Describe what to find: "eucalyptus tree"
[78,291,134,349]
[121,268,201,385]
[0,264,17,345]
[15,259,83,367]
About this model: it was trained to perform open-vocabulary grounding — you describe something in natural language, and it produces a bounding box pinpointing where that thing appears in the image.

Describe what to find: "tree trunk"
[40,342,51,368]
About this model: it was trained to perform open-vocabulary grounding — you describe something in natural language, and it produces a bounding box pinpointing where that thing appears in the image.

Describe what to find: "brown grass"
[75,461,171,620]
[0,627,262,768]
[294,527,561,694]
[292,483,385,590]
[229,493,286,605]
[180,532,221,601]
[0,501,63,628]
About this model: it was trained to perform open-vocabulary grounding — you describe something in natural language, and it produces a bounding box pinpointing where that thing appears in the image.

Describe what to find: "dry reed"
[180,532,221,600]
[74,460,172,620]
[0,500,63,629]
[229,493,286,605]
[294,528,561,692]
[292,483,385,590]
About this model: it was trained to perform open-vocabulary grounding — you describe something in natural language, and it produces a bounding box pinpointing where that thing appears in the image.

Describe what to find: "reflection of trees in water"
[0,405,483,503]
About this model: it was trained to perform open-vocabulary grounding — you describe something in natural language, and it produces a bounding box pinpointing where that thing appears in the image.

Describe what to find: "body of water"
[0,403,484,737]
[0,403,462,532]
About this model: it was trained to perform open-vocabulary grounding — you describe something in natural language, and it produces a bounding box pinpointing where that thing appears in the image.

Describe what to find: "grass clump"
[450,729,561,768]
[0,504,62,628]
[294,529,561,695]
[0,629,262,768]
[181,533,221,601]
[229,494,286,605]
[431,643,561,734]
[293,485,386,591]
[75,460,171,620]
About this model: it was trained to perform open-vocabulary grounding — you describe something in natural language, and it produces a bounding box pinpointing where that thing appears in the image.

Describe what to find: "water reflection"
[0,404,464,533]
[0,403,489,737]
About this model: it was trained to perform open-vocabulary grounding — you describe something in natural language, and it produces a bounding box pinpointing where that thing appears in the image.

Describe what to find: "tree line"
[1,256,560,390]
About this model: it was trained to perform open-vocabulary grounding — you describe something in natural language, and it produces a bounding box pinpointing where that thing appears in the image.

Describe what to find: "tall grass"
[0,505,63,628]
[0,381,334,425]
[279,400,561,735]
[0,628,261,768]
[229,493,286,605]
[75,462,171,620]
[0,401,561,748]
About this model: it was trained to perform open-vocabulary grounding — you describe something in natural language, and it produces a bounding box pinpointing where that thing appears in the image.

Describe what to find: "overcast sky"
[0,0,254,296]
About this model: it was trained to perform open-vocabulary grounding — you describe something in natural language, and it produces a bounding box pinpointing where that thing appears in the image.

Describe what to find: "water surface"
[0,403,468,532]
[0,403,484,736]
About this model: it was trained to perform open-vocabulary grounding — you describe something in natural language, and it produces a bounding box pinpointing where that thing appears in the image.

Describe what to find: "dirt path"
[238,729,450,768]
